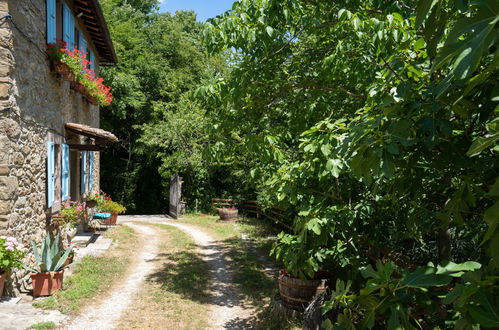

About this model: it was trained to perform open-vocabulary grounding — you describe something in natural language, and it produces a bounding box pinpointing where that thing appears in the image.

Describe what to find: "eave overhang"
[72,0,117,65]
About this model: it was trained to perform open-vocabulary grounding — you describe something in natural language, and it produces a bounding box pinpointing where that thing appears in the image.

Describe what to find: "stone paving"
[0,296,67,330]
[0,228,114,330]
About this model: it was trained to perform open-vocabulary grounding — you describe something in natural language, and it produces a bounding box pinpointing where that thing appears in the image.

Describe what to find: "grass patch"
[29,322,56,329]
[116,223,211,329]
[33,225,138,314]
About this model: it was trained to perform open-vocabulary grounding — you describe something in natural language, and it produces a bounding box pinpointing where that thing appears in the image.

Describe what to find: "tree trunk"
[437,228,452,262]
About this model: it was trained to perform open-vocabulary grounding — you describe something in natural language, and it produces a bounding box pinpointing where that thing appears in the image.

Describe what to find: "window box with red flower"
[46,40,113,107]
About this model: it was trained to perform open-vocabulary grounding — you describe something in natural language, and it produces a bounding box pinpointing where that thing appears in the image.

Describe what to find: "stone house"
[0,0,117,294]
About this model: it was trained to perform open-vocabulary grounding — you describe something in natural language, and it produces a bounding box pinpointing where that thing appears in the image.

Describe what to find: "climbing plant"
[199,0,498,327]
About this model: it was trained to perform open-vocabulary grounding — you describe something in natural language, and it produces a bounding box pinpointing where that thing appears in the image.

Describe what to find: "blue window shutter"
[89,50,95,71]
[61,144,70,200]
[47,142,55,207]
[46,0,56,44]
[81,151,87,194]
[89,152,94,190]
[63,3,75,50]
[79,30,88,56]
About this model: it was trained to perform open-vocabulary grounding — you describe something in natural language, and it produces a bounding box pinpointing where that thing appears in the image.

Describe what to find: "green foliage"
[25,235,73,273]
[0,236,25,271]
[99,1,232,213]
[59,201,86,227]
[200,0,499,326]
[100,200,126,214]
[322,261,482,329]
[29,322,56,329]
[33,226,135,313]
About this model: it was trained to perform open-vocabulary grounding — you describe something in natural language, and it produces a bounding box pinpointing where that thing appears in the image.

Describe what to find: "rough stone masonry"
[0,0,102,295]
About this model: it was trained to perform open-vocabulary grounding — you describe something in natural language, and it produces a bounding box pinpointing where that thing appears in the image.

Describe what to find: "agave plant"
[24,234,74,273]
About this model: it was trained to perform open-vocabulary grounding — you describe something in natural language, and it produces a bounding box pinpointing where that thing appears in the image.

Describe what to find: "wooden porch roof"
[72,0,117,64]
[65,123,118,144]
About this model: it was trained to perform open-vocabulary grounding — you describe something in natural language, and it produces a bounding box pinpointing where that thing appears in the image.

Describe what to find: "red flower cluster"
[46,39,113,106]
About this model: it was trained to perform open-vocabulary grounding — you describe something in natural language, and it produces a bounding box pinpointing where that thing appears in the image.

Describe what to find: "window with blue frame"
[46,140,62,210]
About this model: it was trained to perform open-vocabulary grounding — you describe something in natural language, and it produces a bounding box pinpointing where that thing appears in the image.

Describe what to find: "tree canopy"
[199,0,499,327]
[99,0,498,326]
[100,1,231,213]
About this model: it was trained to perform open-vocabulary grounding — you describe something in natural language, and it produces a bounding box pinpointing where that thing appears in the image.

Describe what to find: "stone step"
[71,232,94,247]
[75,234,113,259]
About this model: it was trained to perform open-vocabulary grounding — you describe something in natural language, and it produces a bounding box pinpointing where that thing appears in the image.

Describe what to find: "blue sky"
[159,0,235,22]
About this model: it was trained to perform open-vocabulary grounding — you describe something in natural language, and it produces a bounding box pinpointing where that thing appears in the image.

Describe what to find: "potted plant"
[271,233,333,311]
[24,234,74,297]
[63,241,78,267]
[86,190,108,208]
[218,207,238,222]
[0,236,25,296]
[46,41,113,107]
[100,200,126,225]
[56,201,86,228]
[45,40,78,81]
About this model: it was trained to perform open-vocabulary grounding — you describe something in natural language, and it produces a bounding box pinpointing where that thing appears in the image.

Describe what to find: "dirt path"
[119,215,255,329]
[165,221,255,329]
[65,222,159,330]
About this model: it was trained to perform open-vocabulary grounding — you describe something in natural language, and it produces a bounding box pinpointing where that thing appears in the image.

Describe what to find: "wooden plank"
[68,144,104,151]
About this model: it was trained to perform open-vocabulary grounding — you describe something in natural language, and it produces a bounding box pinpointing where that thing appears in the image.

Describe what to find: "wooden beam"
[68,144,105,151]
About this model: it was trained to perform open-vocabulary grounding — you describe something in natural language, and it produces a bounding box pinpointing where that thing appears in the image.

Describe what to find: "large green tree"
[201,0,498,327]
[100,1,227,213]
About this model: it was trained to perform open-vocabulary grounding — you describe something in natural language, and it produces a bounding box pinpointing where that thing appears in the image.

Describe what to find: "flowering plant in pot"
[56,201,86,227]
[86,190,109,208]
[0,236,25,296]
[24,234,74,297]
[100,200,126,225]
[63,241,78,266]
[46,40,84,82]
[79,73,113,106]
[46,40,113,106]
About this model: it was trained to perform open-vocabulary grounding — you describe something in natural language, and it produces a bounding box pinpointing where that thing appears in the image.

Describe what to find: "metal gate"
[169,173,182,219]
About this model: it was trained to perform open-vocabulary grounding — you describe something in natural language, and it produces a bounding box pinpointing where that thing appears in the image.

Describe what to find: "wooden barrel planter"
[218,208,238,222]
[278,271,329,311]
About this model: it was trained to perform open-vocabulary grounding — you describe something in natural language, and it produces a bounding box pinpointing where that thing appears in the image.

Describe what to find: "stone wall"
[0,0,102,295]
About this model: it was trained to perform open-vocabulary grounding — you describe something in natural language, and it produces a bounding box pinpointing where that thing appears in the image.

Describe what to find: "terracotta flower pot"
[278,270,329,311]
[0,271,5,297]
[51,215,65,227]
[50,60,74,81]
[85,200,97,208]
[70,81,87,94]
[63,254,74,267]
[31,271,64,297]
[102,212,118,225]
[218,208,238,222]
[86,95,98,105]
[110,212,118,225]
